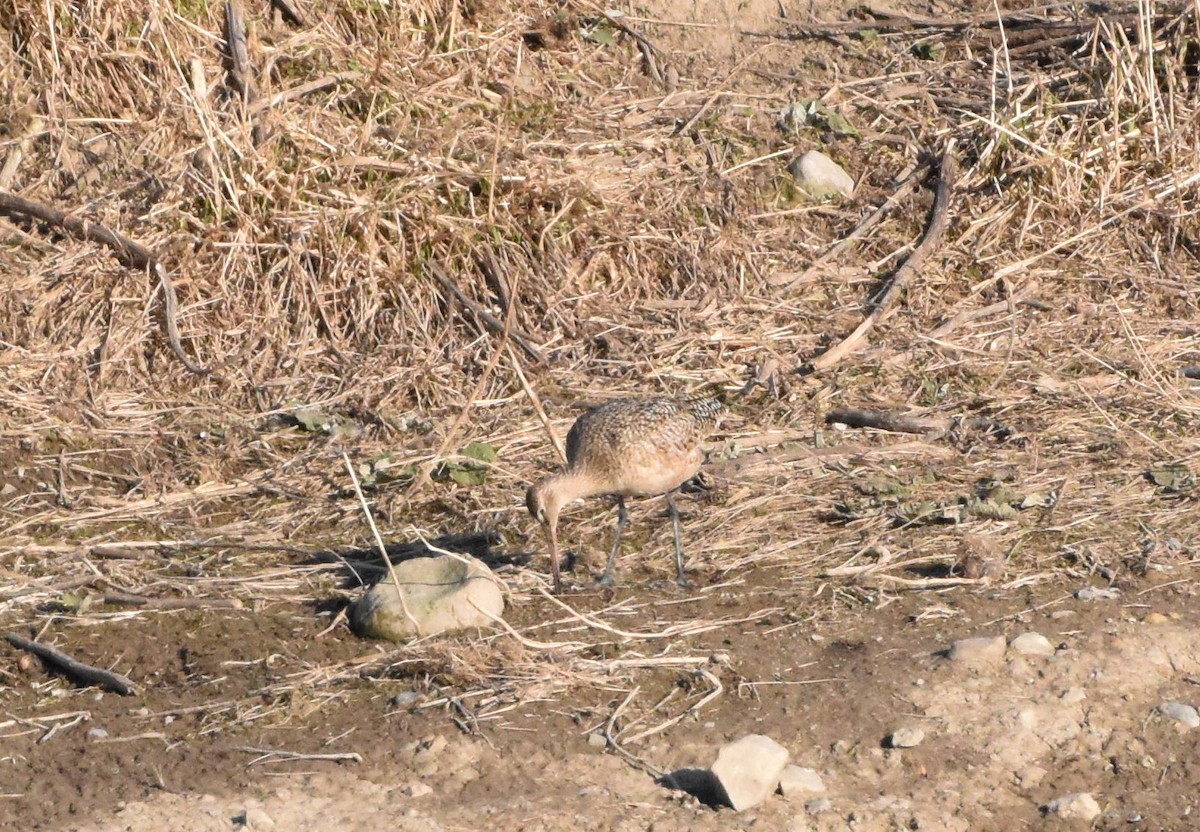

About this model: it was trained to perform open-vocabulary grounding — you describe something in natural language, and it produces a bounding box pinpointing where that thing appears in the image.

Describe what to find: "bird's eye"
[536,507,547,523]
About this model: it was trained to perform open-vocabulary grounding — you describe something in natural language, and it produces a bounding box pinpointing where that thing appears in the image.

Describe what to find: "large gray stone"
[710,734,790,811]
[351,555,504,642]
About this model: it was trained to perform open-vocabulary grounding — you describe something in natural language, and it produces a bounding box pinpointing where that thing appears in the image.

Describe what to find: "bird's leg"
[548,521,563,594]
[666,493,690,587]
[598,497,628,586]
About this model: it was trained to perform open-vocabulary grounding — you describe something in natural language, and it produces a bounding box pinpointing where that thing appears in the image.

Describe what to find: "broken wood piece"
[0,190,212,375]
[223,1,263,144]
[269,0,305,27]
[5,633,135,695]
[827,408,1011,442]
[784,160,930,291]
[809,143,957,371]
[0,190,155,270]
[101,592,244,611]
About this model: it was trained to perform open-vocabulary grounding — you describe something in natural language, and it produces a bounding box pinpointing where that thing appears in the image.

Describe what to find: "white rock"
[947,635,1007,665]
[789,151,854,198]
[1044,792,1101,821]
[710,734,790,811]
[1010,632,1055,656]
[1158,702,1200,729]
[351,555,504,642]
[888,727,925,748]
[86,728,109,741]
[1060,687,1087,705]
[402,782,434,798]
[778,766,825,799]
[243,805,275,829]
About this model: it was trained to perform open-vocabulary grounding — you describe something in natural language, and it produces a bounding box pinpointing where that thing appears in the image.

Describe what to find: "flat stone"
[1010,632,1055,656]
[1158,702,1200,729]
[789,150,854,198]
[710,734,790,811]
[1075,586,1120,601]
[947,635,1007,665]
[888,727,925,748]
[351,555,504,642]
[778,766,825,799]
[1044,792,1101,821]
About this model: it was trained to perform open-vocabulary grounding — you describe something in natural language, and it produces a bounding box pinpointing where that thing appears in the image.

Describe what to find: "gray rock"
[1044,793,1101,821]
[947,635,1007,665]
[86,728,109,741]
[710,734,790,811]
[389,691,421,709]
[587,732,607,749]
[1158,702,1200,729]
[888,727,925,748]
[1075,586,1120,601]
[805,797,833,815]
[351,556,504,642]
[789,151,854,198]
[1010,632,1055,656]
[778,766,825,799]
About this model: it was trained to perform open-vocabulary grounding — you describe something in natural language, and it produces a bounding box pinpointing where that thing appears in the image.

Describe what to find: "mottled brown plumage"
[526,394,724,591]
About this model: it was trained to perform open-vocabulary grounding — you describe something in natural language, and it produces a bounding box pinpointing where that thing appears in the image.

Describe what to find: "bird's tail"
[684,384,727,426]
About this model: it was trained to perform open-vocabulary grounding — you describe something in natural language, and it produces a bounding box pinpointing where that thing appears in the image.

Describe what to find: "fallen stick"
[268,0,305,27]
[783,159,930,291]
[428,263,545,364]
[826,407,1011,441]
[0,190,212,374]
[809,142,957,371]
[237,746,363,765]
[223,1,263,144]
[882,281,1044,368]
[5,634,135,695]
[101,592,244,611]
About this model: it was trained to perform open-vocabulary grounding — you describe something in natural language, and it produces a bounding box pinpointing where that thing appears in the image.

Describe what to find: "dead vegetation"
[0,0,1198,739]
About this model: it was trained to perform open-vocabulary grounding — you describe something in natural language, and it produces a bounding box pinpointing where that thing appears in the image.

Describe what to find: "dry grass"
[1,0,1198,720]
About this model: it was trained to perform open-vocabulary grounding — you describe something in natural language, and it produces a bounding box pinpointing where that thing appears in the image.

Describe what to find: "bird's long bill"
[547,521,562,593]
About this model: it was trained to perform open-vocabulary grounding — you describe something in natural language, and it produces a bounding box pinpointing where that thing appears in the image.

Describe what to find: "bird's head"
[525,478,560,529]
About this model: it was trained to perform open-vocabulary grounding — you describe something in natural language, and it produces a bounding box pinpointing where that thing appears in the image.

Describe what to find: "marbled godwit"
[525,393,724,592]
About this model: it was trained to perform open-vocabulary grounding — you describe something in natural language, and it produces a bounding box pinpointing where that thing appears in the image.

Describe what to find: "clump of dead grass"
[0,0,1198,718]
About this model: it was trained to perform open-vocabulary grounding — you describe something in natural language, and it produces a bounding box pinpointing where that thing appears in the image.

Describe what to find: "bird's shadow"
[303,530,529,592]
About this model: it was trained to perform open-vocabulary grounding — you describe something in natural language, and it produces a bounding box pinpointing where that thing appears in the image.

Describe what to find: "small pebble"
[805,797,833,815]
[1076,586,1120,602]
[587,733,607,749]
[1060,687,1087,705]
[1044,793,1101,821]
[402,782,433,798]
[1010,632,1055,657]
[389,692,421,709]
[1143,612,1170,625]
[888,727,925,748]
[1158,702,1200,729]
[86,728,109,741]
[948,635,1007,665]
[1049,610,1075,620]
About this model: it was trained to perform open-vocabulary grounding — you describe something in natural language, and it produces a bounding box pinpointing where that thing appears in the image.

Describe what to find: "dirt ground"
[3,0,1200,829]
[5,573,1200,831]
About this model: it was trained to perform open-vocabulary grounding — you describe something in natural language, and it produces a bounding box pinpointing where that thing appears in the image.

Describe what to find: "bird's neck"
[546,467,605,510]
